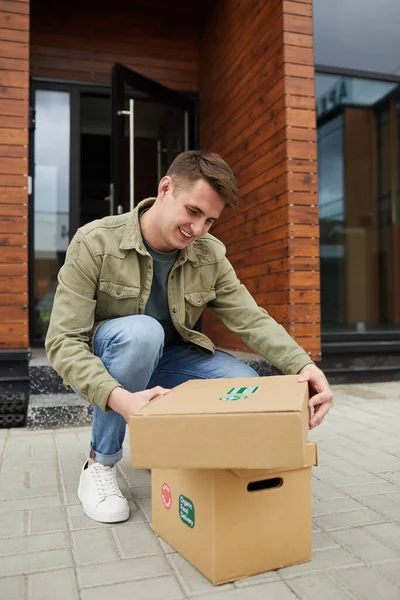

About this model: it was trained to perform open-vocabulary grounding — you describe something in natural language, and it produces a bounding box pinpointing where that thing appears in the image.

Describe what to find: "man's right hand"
[107,386,170,422]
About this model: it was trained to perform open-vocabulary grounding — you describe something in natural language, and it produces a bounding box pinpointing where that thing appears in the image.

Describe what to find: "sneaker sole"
[82,505,130,523]
[78,490,130,523]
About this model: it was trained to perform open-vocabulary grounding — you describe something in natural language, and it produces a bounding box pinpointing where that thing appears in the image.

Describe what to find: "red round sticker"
[161,483,172,509]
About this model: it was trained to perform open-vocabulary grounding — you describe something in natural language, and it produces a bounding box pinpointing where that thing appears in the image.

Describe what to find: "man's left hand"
[297,364,334,429]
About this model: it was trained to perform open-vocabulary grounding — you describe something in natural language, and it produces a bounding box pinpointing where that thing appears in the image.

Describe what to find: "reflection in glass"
[33,90,70,342]
[80,95,111,226]
[378,109,393,325]
[318,115,345,326]
[316,76,396,120]
[135,101,185,203]
[316,75,400,331]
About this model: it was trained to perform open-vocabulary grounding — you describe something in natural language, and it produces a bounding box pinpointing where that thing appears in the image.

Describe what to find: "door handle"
[104,182,114,216]
[118,98,134,211]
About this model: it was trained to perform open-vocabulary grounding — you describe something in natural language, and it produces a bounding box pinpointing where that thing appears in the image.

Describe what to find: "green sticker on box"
[228,386,259,395]
[219,385,259,401]
[179,495,195,528]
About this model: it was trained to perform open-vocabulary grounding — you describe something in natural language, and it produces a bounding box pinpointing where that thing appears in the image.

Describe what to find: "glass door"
[110,63,195,215]
[29,71,196,345]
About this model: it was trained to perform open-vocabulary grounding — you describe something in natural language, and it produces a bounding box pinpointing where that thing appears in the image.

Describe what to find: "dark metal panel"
[30,78,110,93]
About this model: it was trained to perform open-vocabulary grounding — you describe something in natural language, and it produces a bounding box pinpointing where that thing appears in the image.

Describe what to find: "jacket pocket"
[184,289,216,328]
[97,280,141,319]
[99,280,140,300]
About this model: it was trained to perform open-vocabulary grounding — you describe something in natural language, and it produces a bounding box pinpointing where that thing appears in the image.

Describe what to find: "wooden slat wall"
[284,0,320,358]
[0,0,29,349]
[30,1,200,91]
[199,0,320,360]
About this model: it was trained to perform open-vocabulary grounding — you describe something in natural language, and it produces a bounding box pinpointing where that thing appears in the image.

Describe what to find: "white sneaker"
[77,461,129,523]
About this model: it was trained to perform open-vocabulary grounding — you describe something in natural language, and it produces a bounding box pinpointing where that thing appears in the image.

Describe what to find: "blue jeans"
[90,315,259,465]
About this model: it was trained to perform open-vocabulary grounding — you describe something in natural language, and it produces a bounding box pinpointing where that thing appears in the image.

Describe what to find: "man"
[46,151,333,524]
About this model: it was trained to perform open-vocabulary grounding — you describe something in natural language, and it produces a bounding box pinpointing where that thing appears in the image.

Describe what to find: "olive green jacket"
[45,198,313,411]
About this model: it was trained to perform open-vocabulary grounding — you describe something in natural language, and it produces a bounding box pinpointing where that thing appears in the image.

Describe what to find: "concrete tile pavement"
[0,381,400,600]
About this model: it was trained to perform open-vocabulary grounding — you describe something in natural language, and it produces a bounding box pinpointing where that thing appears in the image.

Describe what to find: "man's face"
[156,177,226,251]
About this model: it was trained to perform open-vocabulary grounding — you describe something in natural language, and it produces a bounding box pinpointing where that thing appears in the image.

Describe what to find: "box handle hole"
[247,477,283,492]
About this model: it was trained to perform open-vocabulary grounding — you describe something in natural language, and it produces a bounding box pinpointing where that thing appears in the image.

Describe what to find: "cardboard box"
[129,375,309,469]
[152,441,318,585]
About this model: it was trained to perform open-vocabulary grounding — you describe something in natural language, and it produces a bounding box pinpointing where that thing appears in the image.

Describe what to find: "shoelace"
[91,463,120,500]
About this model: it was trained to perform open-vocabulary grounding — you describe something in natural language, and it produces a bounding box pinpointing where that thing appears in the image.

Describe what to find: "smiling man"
[46,150,333,524]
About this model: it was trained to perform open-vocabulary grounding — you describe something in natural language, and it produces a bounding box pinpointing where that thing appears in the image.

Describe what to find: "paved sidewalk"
[1,382,400,600]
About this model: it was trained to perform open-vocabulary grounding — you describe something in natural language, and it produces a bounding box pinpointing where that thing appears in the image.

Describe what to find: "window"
[33,90,70,342]
[316,75,400,331]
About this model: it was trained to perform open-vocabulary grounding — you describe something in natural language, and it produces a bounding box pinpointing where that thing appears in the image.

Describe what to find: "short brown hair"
[166,150,238,208]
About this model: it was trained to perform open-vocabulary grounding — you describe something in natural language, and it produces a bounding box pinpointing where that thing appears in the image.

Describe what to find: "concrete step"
[30,365,74,395]
[27,393,93,430]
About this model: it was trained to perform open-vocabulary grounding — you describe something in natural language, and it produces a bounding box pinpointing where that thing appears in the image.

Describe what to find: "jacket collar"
[119,197,197,262]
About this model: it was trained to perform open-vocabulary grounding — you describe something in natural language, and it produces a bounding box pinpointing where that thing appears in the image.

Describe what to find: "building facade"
[1,0,319,358]
[0,0,399,408]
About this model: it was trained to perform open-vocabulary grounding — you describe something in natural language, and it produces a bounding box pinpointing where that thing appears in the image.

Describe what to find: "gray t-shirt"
[140,213,180,345]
